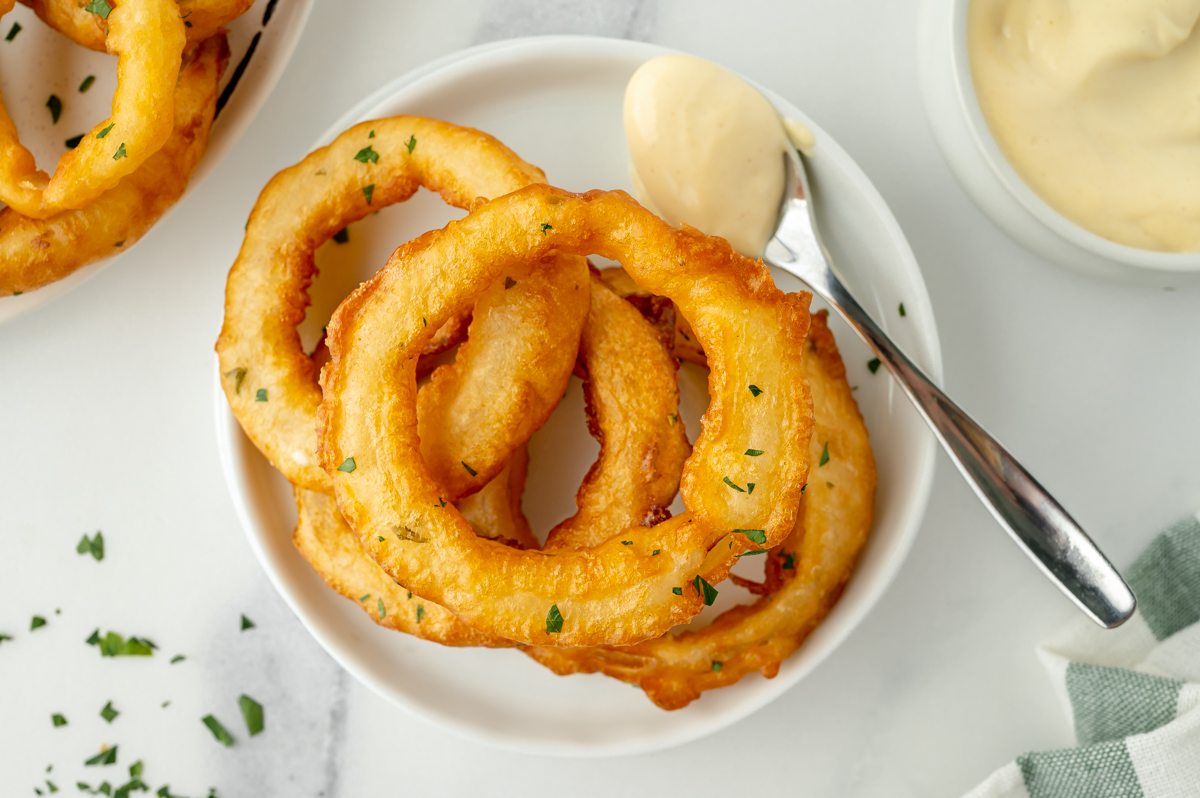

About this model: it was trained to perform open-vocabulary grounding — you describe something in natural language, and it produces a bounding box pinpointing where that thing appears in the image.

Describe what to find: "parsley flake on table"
[46,95,63,124]
[31,615,47,630]
[112,143,127,160]
[65,134,84,149]
[734,529,767,545]
[867,357,881,374]
[353,145,379,164]
[692,575,719,606]
[240,614,255,631]
[332,227,349,244]
[96,123,114,139]
[722,476,746,493]
[461,461,477,476]
[819,441,830,466]
[202,715,234,747]
[416,605,425,623]
[51,713,67,727]
[255,388,268,402]
[899,302,906,317]
[100,702,119,723]
[84,745,118,766]
[668,413,678,424]
[744,449,764,457]
[77,531,105,561]
[405,135,416,153]
[362,183,375,204]
[79,75,96,93]
[748,384,763,397]
[238,695,264,736]
[4,22,19,40]
[85,0,113,18]
[337,457,356,473]
[545,604,563,634]
[368,130,375,138]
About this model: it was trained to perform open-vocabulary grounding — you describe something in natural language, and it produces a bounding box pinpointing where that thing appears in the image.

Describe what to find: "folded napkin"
[963,513,1200,798]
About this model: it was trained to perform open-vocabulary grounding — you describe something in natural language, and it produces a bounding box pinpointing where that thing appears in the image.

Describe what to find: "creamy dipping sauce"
[624,54,792,258]
[968,0,1200,252]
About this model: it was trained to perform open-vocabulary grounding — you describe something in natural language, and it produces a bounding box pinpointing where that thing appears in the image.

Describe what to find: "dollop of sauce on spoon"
[624,54,799,258]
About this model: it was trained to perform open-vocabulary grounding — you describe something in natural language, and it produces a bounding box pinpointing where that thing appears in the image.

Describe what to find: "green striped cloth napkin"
[963,514,1200,798]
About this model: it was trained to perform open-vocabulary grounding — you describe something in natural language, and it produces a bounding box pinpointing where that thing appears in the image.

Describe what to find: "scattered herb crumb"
[867,357,881,374]
[358,594,370,603]
[899,302,906,317]
[540,223,553,235]
[5,22,20,40]
[652,549,660,556]
[84,745,118,766]
[819,441,830,466]
[781,551,796,570]
[51,713,67,727]
[77,531,105,561]
[201,715,234,747]
[46,95,63,124]
[100,702,119,723]
[255,388,267,402]
[91,631,155,657]
[170,655,185,664]
[621,540,632,546]
[224,367,246,393]
[240,614,255,631]
[237,695,263,736]
[353,145,378,164]
[31,615,47,630]
[461,461,477,476]
[736,549,767,558]
[79,75,96,93]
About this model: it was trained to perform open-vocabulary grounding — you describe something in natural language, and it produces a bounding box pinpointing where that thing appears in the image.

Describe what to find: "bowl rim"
[946,0,1200,273]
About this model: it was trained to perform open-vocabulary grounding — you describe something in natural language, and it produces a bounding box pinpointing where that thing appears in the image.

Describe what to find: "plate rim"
[213,34,944,757]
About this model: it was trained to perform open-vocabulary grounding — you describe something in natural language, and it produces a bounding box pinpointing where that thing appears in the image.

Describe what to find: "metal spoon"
[763,150,1136,629]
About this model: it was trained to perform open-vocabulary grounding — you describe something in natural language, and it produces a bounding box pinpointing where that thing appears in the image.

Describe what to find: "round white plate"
[214,35,943,757]
[0,0,313,323]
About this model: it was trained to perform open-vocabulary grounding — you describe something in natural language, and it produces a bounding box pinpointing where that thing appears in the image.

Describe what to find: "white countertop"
[3,0,1198,795]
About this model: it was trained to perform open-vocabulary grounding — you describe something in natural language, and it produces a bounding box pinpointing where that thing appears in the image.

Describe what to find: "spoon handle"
[774,256,1136,628]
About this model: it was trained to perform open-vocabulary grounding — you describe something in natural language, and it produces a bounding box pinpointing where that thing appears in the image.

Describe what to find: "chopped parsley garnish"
[240,614,255,631]
[405,135,417,153]
[362,184,375,204]
[545,604,563,634]
[85,0,113,18]
[224,366,247,393]
[668,413,678,424]
[693,575,718,606]
[100,702,119,723]
[377,536,384,543]
[899,302,906,317]
[358,594,370,603]
[748,384,763,397]
[79,75,96,93]
[332,227,349,244]
[461,461,477,476]
[437,497,446,507]
[621,540,633,546]
[747,482,755,494]
[238,695,263,736]
[353,145,379,164]
[780,551,796,570]
[652,549,660,556]
[84,746,117,766]
[77,531,105,561]
[504,276,516,289]
[96,123,114,139]
[671,587,683,595]
[801,483,807,493]
[819,442,830,466]
[867,357,881,374]
[170,654,185,664]
[5,22,20,40]
[46,95,63,124]
[368,130,375,138]
[407,592,412,599]
[711,661,722,672]
[92,631,154,657]
[416,605,425,624]
[377,598,386,619]
[31,615,47,630]
[52,713,67,727]
[65,134,84,149]
[735,529,767,544]
[337,457,356,473]
[736,549,767,557]
[744,449,764,457]
[255,388,268,402]
[0,633,11,645]
[202,715,234,747]
[723,476,745,493]
[540,223,553,235]
[112,143,127,160]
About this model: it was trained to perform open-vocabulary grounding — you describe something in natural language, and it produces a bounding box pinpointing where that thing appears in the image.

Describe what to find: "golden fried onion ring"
[216,117,588,495]
[0,0,185,218]
[318,185,814,646]
[19,0,252,51]
[526,311,875,708]
[0,34,228,295]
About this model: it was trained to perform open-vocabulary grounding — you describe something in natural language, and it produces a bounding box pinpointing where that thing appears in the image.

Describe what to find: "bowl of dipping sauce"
[918,0,1200,285]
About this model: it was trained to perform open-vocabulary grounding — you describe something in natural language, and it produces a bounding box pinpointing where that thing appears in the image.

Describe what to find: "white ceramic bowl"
[0,0,313,324]
[917,0,1200,286]
[215,35,943,756]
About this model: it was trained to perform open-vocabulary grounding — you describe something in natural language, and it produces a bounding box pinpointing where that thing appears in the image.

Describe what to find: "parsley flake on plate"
[170,655,185,664]
[92,631,154,657]
[46,95,62,124]
[51,713,67,727]
[100,702,118,723]
[540,223,553,235]
[77,531,104,561]
[240,614,255,631]
[545,604,563,634]
[65,134,84,149]
[202,715,234,747]
[899,302,906,317]
[5,22,19,40]
[31,615,47,630]
[84,745,117,766]
[79,75,96,93]
[671,587,683,595]
[867,357,881,374]
[238,695,263,736]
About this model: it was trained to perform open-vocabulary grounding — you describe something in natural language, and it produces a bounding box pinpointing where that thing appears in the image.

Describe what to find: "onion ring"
[0,0,185,218]
[0,34,228,295]
[526,311,875,708]
[215,117,588,495]
[19,0,251,51]
[318,185,814,646]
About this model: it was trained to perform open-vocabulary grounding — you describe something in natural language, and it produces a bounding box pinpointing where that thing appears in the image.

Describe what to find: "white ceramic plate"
[214,35,943,757]
[0,0,313,323]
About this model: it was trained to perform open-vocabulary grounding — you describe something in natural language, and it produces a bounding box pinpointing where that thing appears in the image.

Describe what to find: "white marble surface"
[2,0,1198,795]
